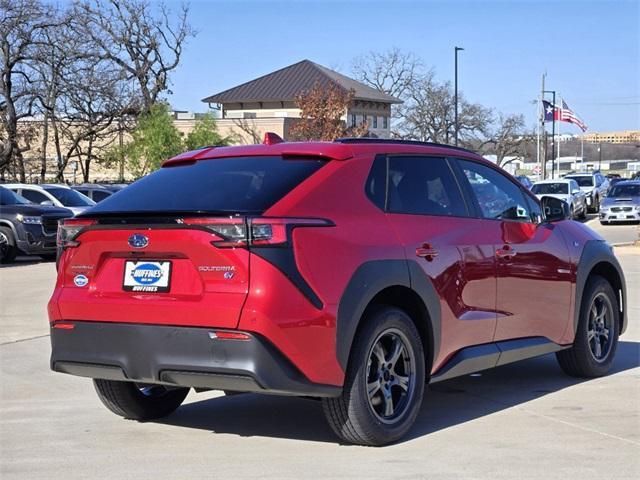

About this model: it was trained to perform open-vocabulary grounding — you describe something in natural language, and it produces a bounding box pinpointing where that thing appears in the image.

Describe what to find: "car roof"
[2,183,48,191]
[163,139,486,167]
[615,180,640,185]
[40,184,73,189]
[534,179,573,184]
[565,172,595,177]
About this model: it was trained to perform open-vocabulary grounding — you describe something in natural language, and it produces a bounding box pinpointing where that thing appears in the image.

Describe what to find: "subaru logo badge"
[128,233,148,249]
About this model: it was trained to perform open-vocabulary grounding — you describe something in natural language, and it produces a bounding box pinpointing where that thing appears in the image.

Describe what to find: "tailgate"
[56,227,249,328]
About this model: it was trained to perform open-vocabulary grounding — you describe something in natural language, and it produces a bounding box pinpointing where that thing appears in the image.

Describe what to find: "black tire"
[599,221,608,225]
[0,226,18,264]
[589,195,599,213]
[93,379,189,421]
[579,207,587,220]
[570,206,575,219]
[322,306,425,446]
[556,275,619,378]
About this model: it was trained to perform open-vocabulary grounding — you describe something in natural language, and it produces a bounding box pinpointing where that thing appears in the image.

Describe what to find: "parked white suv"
[564,172,609,213]
[4,184,95,216]
[531,179,587,219]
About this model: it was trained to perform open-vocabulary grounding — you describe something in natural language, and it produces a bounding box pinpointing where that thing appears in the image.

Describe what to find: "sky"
[165,0,639,133]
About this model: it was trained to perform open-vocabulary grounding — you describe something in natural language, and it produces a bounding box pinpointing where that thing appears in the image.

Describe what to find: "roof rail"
[335,137,477,155]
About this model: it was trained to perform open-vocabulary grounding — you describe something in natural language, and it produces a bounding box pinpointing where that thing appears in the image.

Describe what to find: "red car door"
[455,159,573,345]
[381,156,497,370]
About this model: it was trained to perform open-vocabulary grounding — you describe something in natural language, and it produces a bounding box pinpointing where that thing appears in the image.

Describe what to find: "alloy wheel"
[366,328,415,424]
[587,292,613,363]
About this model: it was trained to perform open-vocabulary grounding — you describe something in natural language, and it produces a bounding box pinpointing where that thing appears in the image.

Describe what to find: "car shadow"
[0,255,54,269]
[155,341,639,445]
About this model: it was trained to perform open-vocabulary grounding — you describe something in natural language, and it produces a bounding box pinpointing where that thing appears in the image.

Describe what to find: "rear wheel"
[0,227,17,264]
[556,275,619,377]
[322,306,425,446]
[579,207,587,220]
[93,379,189,421]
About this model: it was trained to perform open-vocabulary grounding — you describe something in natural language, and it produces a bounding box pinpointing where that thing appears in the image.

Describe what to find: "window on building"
[373,116,378,128]
[383,116,388,129]
[351,114,356,127]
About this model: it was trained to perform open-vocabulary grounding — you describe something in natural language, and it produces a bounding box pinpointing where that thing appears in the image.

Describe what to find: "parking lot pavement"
[1,249,639,479]
[584,215,639,245]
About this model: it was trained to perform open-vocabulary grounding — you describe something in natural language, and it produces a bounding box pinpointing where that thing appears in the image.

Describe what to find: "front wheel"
[93,379,189,421]
[0,226,18,264]
[556,275,619,377]
[322,306,425,446]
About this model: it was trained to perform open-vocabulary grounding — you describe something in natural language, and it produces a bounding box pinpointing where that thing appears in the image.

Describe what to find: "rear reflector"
[209,331,251,341]
[52,322,75,330]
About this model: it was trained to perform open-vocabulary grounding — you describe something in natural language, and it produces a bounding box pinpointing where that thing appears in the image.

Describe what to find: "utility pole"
[598,142,602,171]
[454,46,464,146]
[540,73,546,179]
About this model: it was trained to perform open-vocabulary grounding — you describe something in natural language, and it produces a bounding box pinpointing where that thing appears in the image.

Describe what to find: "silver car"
[599,180,640,225]
[531,179,587,220]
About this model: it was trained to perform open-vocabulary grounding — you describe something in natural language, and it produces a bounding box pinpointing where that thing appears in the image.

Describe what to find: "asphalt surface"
[1,225,639,479]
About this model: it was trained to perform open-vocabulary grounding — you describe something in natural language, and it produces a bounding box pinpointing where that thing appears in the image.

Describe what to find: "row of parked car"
[0,183,127,263]
[517,172,640,224]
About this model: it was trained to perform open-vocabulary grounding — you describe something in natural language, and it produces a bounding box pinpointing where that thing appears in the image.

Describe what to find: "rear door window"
[87,156,326,215]
[20,189,50,204]
[387,156,467,217]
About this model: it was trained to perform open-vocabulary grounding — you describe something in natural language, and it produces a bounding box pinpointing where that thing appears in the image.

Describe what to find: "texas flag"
[543,99,588,131]
[543,100,557,122]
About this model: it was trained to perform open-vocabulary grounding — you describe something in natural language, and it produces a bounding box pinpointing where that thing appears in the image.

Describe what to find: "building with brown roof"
[202,59,401,142]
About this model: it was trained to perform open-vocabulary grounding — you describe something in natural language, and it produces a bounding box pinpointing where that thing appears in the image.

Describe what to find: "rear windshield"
[85,156,326,215]
[567,176,593,187]
[531,183,568,195]
[44,187,95,207]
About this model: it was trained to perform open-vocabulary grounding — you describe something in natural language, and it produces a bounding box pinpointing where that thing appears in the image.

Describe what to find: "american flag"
[558,100,588,132]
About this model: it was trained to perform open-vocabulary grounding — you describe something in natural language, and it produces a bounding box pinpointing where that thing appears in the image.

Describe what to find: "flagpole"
[540,73,546,180]
[557,93,561,171]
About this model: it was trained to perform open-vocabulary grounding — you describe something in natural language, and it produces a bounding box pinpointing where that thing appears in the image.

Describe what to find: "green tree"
[184,113,230,150]
[125,104,183,177]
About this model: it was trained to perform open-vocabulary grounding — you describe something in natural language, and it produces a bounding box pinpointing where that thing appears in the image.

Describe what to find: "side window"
[365,155,387,210]
[20,189,50,204]
[93,190,111,202]
[387,156,467,217]
[457,159,531,222]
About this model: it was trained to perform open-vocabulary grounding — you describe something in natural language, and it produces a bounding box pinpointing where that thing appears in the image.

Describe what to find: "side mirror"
[40,200,53,206]
[541,196,571,222]
[571,189,580,195]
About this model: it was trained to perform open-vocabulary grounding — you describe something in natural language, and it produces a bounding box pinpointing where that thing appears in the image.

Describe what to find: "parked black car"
[0,186,73,263]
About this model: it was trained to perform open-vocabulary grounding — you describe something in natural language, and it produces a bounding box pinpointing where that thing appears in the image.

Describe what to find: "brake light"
[57,218,97,248]
[181,217,332,247]
[210,331,251,340]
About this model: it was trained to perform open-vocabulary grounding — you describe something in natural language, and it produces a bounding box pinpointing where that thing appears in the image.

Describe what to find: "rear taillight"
[57,218,97,248]
[182,217,332,247]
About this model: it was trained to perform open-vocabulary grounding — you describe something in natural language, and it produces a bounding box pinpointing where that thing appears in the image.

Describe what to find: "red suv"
[49,138,627,446]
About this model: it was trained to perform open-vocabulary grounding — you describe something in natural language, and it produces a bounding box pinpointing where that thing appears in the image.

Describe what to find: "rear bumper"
[50,321,341,398]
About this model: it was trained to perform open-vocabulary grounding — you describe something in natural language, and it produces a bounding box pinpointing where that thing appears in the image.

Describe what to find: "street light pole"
[454,46,464,146]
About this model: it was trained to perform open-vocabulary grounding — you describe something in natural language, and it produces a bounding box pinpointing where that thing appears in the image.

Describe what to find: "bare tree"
[72,0,195,114]
[0,0,57,180]
[351,47,422,100]
[480,113,527,167]
[398,73,492,144]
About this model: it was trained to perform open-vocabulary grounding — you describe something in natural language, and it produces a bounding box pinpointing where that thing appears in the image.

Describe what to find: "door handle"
[416,243,438,261]
[496,244,516,260]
